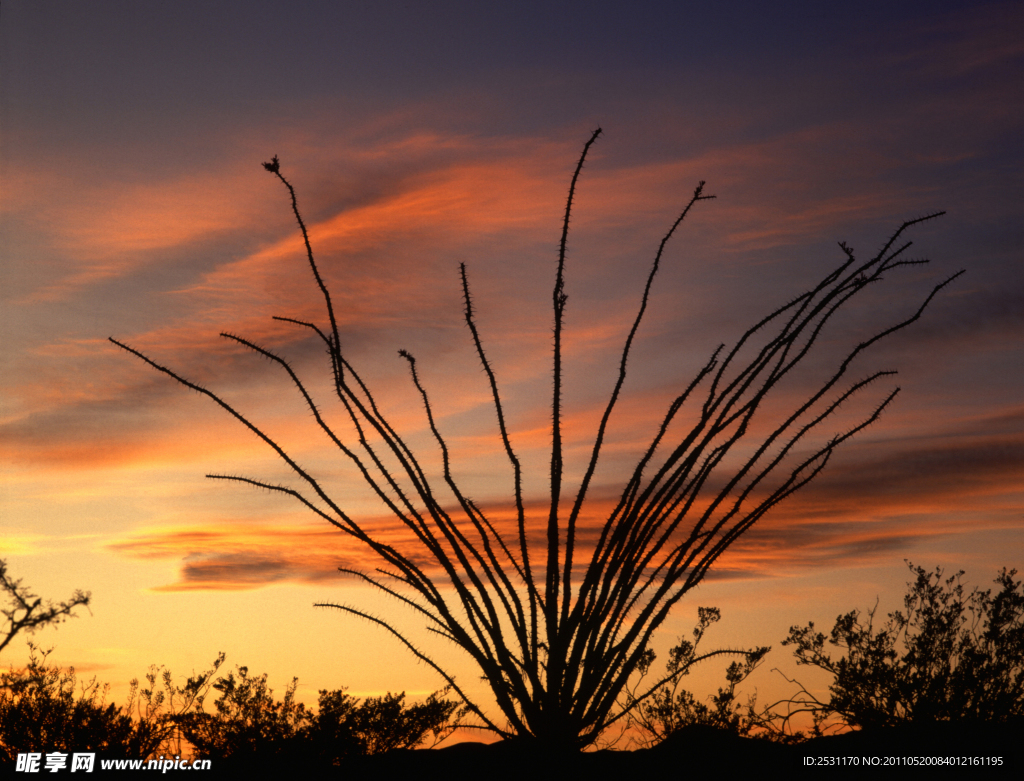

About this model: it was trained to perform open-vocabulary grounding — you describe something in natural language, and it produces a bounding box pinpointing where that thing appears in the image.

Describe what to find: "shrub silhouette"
[111,130,961,749]
[1,648,462,765]
[175,664,312,762]
[622,605,770,749]
[319,688,464,756]
[176,661,462,765]
[623,607,769,746]
[773,562,1024,734]
[0,645,166,761]
[121,653,228,760]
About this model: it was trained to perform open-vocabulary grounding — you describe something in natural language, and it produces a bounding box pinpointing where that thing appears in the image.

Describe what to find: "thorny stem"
[548,127,602,632]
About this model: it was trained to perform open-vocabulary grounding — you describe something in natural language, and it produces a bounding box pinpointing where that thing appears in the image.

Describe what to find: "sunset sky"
[2,1,1022,735]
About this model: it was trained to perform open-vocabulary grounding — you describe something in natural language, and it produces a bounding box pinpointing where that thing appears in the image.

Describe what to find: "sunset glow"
[2,1,1021,740]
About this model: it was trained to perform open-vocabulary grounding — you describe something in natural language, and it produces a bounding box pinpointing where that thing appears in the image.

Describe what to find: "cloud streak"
[98,401,1024,592]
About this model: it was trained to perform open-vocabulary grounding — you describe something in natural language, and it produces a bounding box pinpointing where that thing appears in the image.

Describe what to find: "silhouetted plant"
[0,647,460,764]
[0,645,164,761]
[1,559,91,657]
[302,687,362,761]
[767,562,1024,736]
[175,661,463,764]
[176,664,312,761]
[331,688,463,756]
[111,130,961,749]
[623,607,768,747]
[123,652,227,759]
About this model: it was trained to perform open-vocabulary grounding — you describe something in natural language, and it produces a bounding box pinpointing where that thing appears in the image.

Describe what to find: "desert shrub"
[328,688,462,755]
[308,687,464,762]
[302,687,362,761]
[1,642,461,766]
[0,645,164,761]
[1,562,203,761]
[120,653,226,759]
[175,664,312,761]
[776,562,1024,734]
[624,607,768,746]
[176,662,463,764]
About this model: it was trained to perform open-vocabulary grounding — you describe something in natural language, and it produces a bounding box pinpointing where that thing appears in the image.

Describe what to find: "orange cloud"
[99,392,1023,593]
[107,520,410,591]
[11,162,276,305]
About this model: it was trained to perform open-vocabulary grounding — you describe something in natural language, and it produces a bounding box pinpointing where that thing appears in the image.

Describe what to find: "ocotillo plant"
[111,129,962,750]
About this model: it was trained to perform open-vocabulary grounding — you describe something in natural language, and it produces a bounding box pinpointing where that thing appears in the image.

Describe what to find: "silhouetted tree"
[111,131,961,750]
[1,559,90,657]
[768,562,1024,735]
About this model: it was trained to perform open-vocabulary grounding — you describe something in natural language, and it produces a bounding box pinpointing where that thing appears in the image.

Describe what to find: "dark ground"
[350,721,1022,778]
[5,721,1020,777]
[230,720,1022,778]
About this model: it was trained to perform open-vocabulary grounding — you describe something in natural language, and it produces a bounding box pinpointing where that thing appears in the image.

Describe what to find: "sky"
[1,0,1022,739]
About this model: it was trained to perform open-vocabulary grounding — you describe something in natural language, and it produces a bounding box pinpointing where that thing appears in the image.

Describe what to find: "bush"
[624,607,769,746]
[175,664,312,761]
[778,562,1024,734]
[2,648,463,766]
[321,688,464,756]
[175,662,464,765]
[0,645,164,761]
